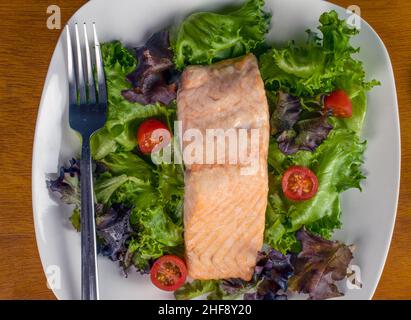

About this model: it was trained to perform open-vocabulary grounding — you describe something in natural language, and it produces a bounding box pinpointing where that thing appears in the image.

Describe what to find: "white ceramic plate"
[32,0,400,300]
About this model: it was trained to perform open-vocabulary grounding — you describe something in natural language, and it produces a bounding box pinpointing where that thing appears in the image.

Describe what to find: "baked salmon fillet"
[177,54,269,281]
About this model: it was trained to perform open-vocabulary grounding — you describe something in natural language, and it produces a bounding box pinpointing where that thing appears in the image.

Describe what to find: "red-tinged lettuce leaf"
[288,228,354,300]
[122,31,178,105]
[270,91,301,135]
[126,31,173,86]
[122,82,177,106]
[269,92,332,155]
[46,158,80,207]
[205,248,293,300]
[277,114,333,155]
[244,248,293,300]
[207,278,251,300]
[96,204,134,262]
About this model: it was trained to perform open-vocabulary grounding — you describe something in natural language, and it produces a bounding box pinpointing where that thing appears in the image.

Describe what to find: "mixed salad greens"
[47,0,378,300]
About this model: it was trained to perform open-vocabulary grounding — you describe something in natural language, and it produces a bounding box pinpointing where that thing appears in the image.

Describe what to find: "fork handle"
[80,136,99,300]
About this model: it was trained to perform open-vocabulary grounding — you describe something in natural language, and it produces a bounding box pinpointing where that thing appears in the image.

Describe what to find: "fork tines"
[66,23,107,107]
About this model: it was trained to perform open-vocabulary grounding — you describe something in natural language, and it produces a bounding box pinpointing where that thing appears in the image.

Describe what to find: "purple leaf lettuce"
[122,31,178,105]
[46,158,80,207]
[278,114,333,155]
[288,228,354,300]
[96,204,134,262]
[270,91,301,135]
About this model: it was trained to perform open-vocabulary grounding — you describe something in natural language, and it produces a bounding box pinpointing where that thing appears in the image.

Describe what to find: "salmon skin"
[177,54,269,281]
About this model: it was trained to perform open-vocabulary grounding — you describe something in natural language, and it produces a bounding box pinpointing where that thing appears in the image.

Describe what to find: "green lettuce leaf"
[110,179,158,210]
[94,173,148,205]
[91,127,118,160]
[259,10,379,136]
[99,152,154,181]
[69,208,81,232]
[91,41,175,159]
[175,248,293,300]
[260,11,377,97]
[94,150,185,268]
[265,129,366,251]
[262,11,374,253]
[156,163,185,224]
[175,280,218,300]
[156,163,184,201]
[333,93,366,133]
[91,41,135,159]
[129,206,183,261]
[173,0,270,69]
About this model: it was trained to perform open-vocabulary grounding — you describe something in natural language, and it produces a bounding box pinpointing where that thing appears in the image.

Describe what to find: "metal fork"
[66,23,107,300]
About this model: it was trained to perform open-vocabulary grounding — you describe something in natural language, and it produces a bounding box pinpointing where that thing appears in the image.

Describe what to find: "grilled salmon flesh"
[177,54,269,281]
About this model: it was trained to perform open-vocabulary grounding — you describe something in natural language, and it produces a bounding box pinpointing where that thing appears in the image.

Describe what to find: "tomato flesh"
[150,255,187,291]
[137,119,171,154]
[282,166,319,201]
[324,89,353,118]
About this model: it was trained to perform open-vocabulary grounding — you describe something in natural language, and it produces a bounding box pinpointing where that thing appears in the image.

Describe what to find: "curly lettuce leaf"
[288,228,354,300]
[259,32,327,97]
[260,11,379,138]
[46,159,82,231]
[91,41,175,159]
[265,129,366,250]
[175,280,218,300]
[95,170,157,208]
[127,163,184,263]
[263,11,374,254]
[270,91,301,135]
[208,279,253,300]
[94,151,185,269]
[90,127,118,160]
[277,114,333,155]
[112,179,158,210]
[175,248,293,300]
[155,163,184,224]
[244,249,293,300]
[94,173,130,204]
[91,41,135,158]
[50,38,184,271]
[260,11,377,97]
[46,159,80,207]
[122,31,177,105]
[288,131,365,231]
[156,163,184,201]
[107,102,172,140]
[96,204,134,261]
[99,152,154,181]
[270,92,333,155]
[335,94,366,133]
[129,206,183,261]
[173,0,270,69]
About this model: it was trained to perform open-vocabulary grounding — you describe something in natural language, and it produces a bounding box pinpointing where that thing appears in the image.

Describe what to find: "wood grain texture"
[0,0,87,300]
[0,0,409,299]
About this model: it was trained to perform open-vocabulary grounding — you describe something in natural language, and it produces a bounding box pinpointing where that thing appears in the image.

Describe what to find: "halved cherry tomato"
[324,89,353,118]
[150,255,187,291]
[137,119,172,154]
[282,166,319,201]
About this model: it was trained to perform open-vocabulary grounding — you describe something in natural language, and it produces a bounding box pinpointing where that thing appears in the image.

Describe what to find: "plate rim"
[356,16,401,298]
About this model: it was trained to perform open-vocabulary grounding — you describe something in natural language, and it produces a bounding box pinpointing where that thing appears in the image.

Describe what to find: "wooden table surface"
[0,0,410,300]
